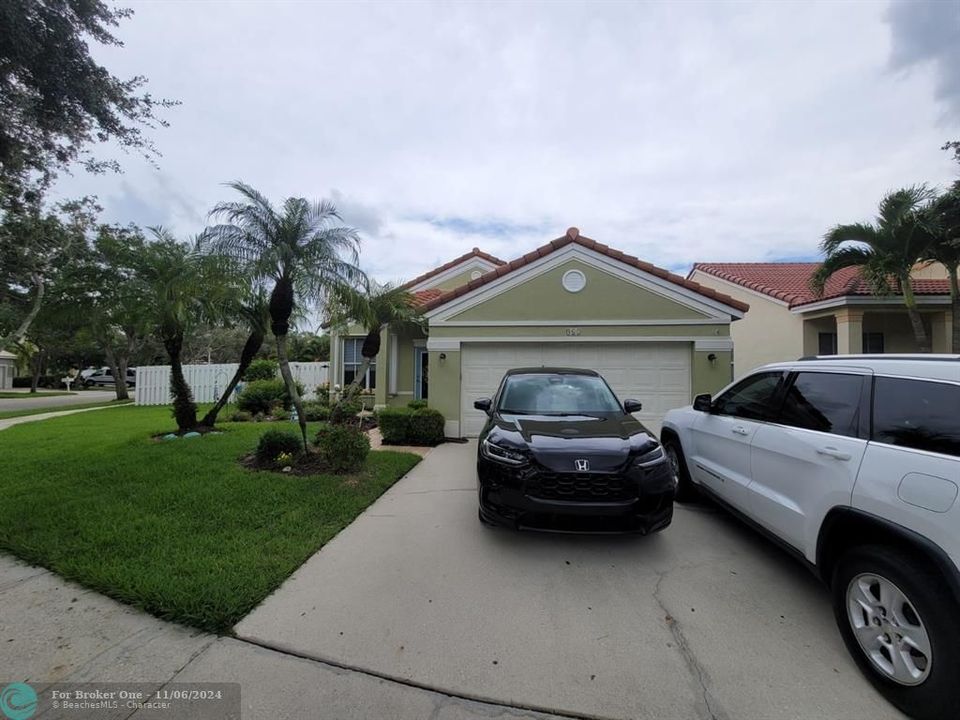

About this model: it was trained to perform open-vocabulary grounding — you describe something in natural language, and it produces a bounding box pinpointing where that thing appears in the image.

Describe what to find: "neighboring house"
[690,262,955,379]
[331,228,748,437]
[0,350,16,389]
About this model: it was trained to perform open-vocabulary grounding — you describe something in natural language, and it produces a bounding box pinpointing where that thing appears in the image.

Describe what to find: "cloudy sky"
[54,0,960,281]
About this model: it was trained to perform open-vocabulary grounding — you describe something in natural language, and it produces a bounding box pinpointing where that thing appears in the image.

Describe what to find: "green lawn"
[0,390,74,398]
[0,399,132,420]
[0,406,421,632]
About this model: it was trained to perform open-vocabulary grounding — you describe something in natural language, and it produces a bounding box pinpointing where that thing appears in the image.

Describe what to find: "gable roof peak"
[419,230,749,314]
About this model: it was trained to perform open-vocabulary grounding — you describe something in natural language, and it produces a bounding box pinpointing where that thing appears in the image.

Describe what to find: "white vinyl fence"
[134,362,330,406]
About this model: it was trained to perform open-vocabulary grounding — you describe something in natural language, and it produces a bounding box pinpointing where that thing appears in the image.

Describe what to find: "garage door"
[460,342,691,437]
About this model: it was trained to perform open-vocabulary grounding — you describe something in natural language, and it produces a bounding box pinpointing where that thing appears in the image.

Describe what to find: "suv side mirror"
[473,398,492,414]
[692,394,713,413]
[623,399,643,413]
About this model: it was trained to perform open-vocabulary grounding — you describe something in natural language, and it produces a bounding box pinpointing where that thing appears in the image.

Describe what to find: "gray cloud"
[50,0,960,282]
[886,0,960,120]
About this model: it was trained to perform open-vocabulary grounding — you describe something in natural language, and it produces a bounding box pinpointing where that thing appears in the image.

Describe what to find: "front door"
[414,347,428,400]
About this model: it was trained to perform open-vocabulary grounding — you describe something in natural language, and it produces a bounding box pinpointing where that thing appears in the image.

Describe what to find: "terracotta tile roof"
[410,288,444,307]
[401,247,506,290]
[419,228,750,314]
[692,262,952,308]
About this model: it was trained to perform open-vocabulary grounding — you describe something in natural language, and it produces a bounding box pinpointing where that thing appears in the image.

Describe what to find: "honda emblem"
[575,459,590,472]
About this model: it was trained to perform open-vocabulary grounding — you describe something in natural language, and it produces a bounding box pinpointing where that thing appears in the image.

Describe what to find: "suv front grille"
[526,472,637,502]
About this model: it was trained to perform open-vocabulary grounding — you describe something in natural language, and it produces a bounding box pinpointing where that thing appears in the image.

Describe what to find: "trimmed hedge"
[378,405,445,446]
[315,423,370,473]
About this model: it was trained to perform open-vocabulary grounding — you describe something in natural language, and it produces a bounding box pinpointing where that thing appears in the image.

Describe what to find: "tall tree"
[139,229,234,431]
[0,0,176,202]
[812,186,938,353]
[203,182,364,449]
[0,196,98,352]
[327,281,422,412]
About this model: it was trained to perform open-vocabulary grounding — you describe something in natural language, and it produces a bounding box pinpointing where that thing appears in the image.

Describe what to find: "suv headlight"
[634,445,665,467]
[481,438,528,465]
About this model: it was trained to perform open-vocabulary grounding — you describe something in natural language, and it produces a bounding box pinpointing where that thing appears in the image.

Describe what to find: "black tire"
[662,437,698,503]
[831,545,960,720]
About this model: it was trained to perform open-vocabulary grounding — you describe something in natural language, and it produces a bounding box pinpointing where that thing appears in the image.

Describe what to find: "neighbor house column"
[835,308,863,354]
[931,310,951,353]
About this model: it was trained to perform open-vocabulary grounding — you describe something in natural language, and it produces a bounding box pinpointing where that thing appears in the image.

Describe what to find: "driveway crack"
[652,570,727,720]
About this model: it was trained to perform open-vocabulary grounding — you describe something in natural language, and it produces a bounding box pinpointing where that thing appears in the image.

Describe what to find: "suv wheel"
[662,438,697,503]
[832,545,960,720]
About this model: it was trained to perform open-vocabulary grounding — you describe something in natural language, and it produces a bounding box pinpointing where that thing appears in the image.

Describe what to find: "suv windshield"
[498,373,622,415]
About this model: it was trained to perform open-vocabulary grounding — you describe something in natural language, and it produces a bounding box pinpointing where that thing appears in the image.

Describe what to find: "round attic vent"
[562,269,587,293]
[470,270,482,280]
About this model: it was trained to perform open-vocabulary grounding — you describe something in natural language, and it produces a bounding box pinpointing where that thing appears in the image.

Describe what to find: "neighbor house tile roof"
[401,247,506,290]
[692,262,952,308]
[418,228,750,314]
[410,288,445,307]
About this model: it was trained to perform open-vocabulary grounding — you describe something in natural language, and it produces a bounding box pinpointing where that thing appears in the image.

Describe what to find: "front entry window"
[343,338,376,390]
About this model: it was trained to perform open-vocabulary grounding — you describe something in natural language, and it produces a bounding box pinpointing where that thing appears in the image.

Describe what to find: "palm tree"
[812,186,938,353]
[925,186,960,352]
[327,281,423,414]
[140,228,233,431]
[203,182,364,449]
[198,289,270,428]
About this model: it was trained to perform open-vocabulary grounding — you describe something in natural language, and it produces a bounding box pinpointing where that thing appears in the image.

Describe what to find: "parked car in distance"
[661,355,960,720]
[84,368,137,388]
[475,367,674,533]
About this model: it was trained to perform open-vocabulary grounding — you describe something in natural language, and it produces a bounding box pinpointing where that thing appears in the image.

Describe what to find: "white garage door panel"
[459,342,691,437]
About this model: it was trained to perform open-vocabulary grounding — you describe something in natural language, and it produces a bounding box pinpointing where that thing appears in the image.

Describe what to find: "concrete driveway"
[236,441,904,720]
[0,389,116,411]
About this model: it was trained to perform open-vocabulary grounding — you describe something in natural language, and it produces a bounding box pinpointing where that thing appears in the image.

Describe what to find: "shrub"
[378,406,413,444]
[236,379,286,415]
[302,402,330,422]
[408,408,445,445]
[407,399,428,410]
[315,384,331,406]
[314,423,370,473]
[255,428,302,463]
[243,359,278,381]
[280,380,306,410]
[330,398,363,425]
[229,410,252,422]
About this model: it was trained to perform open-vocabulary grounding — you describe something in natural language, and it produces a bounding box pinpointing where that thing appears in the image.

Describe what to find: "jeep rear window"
[872,377,960,457]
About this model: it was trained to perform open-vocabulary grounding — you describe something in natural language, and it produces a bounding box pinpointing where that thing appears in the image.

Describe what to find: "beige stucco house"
[690,262,955,379]
[331,228,748,437]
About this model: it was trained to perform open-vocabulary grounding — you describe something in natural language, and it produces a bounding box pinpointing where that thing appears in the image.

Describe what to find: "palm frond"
[810,246,873,296]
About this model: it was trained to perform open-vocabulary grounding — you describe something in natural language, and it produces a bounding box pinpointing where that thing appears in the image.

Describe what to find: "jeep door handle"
[732,426,749,436]
[817,446,851,461]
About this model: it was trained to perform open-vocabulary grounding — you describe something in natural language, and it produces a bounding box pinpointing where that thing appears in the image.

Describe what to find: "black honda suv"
[474,367,675,533]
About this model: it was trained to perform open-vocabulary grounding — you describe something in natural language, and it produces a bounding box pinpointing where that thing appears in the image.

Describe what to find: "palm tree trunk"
[276,331,308,450]
[199,329,264,427]
[104,345,129,401]
[902,279,932,353]
[165,334,198,430]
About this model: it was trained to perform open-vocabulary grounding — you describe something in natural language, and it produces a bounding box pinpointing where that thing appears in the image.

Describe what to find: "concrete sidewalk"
[0,403,124,432]
[0,556,564,720]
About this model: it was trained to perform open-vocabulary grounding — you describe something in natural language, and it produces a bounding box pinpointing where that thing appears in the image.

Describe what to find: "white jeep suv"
[661,355,959,720]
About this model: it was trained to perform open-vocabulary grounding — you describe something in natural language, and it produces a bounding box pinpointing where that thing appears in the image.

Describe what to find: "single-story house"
[0,350,16,389]
[689,262,955,379]
[330,228,748,437]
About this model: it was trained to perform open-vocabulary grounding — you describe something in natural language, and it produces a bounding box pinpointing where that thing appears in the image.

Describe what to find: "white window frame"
[342,337,376,391]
